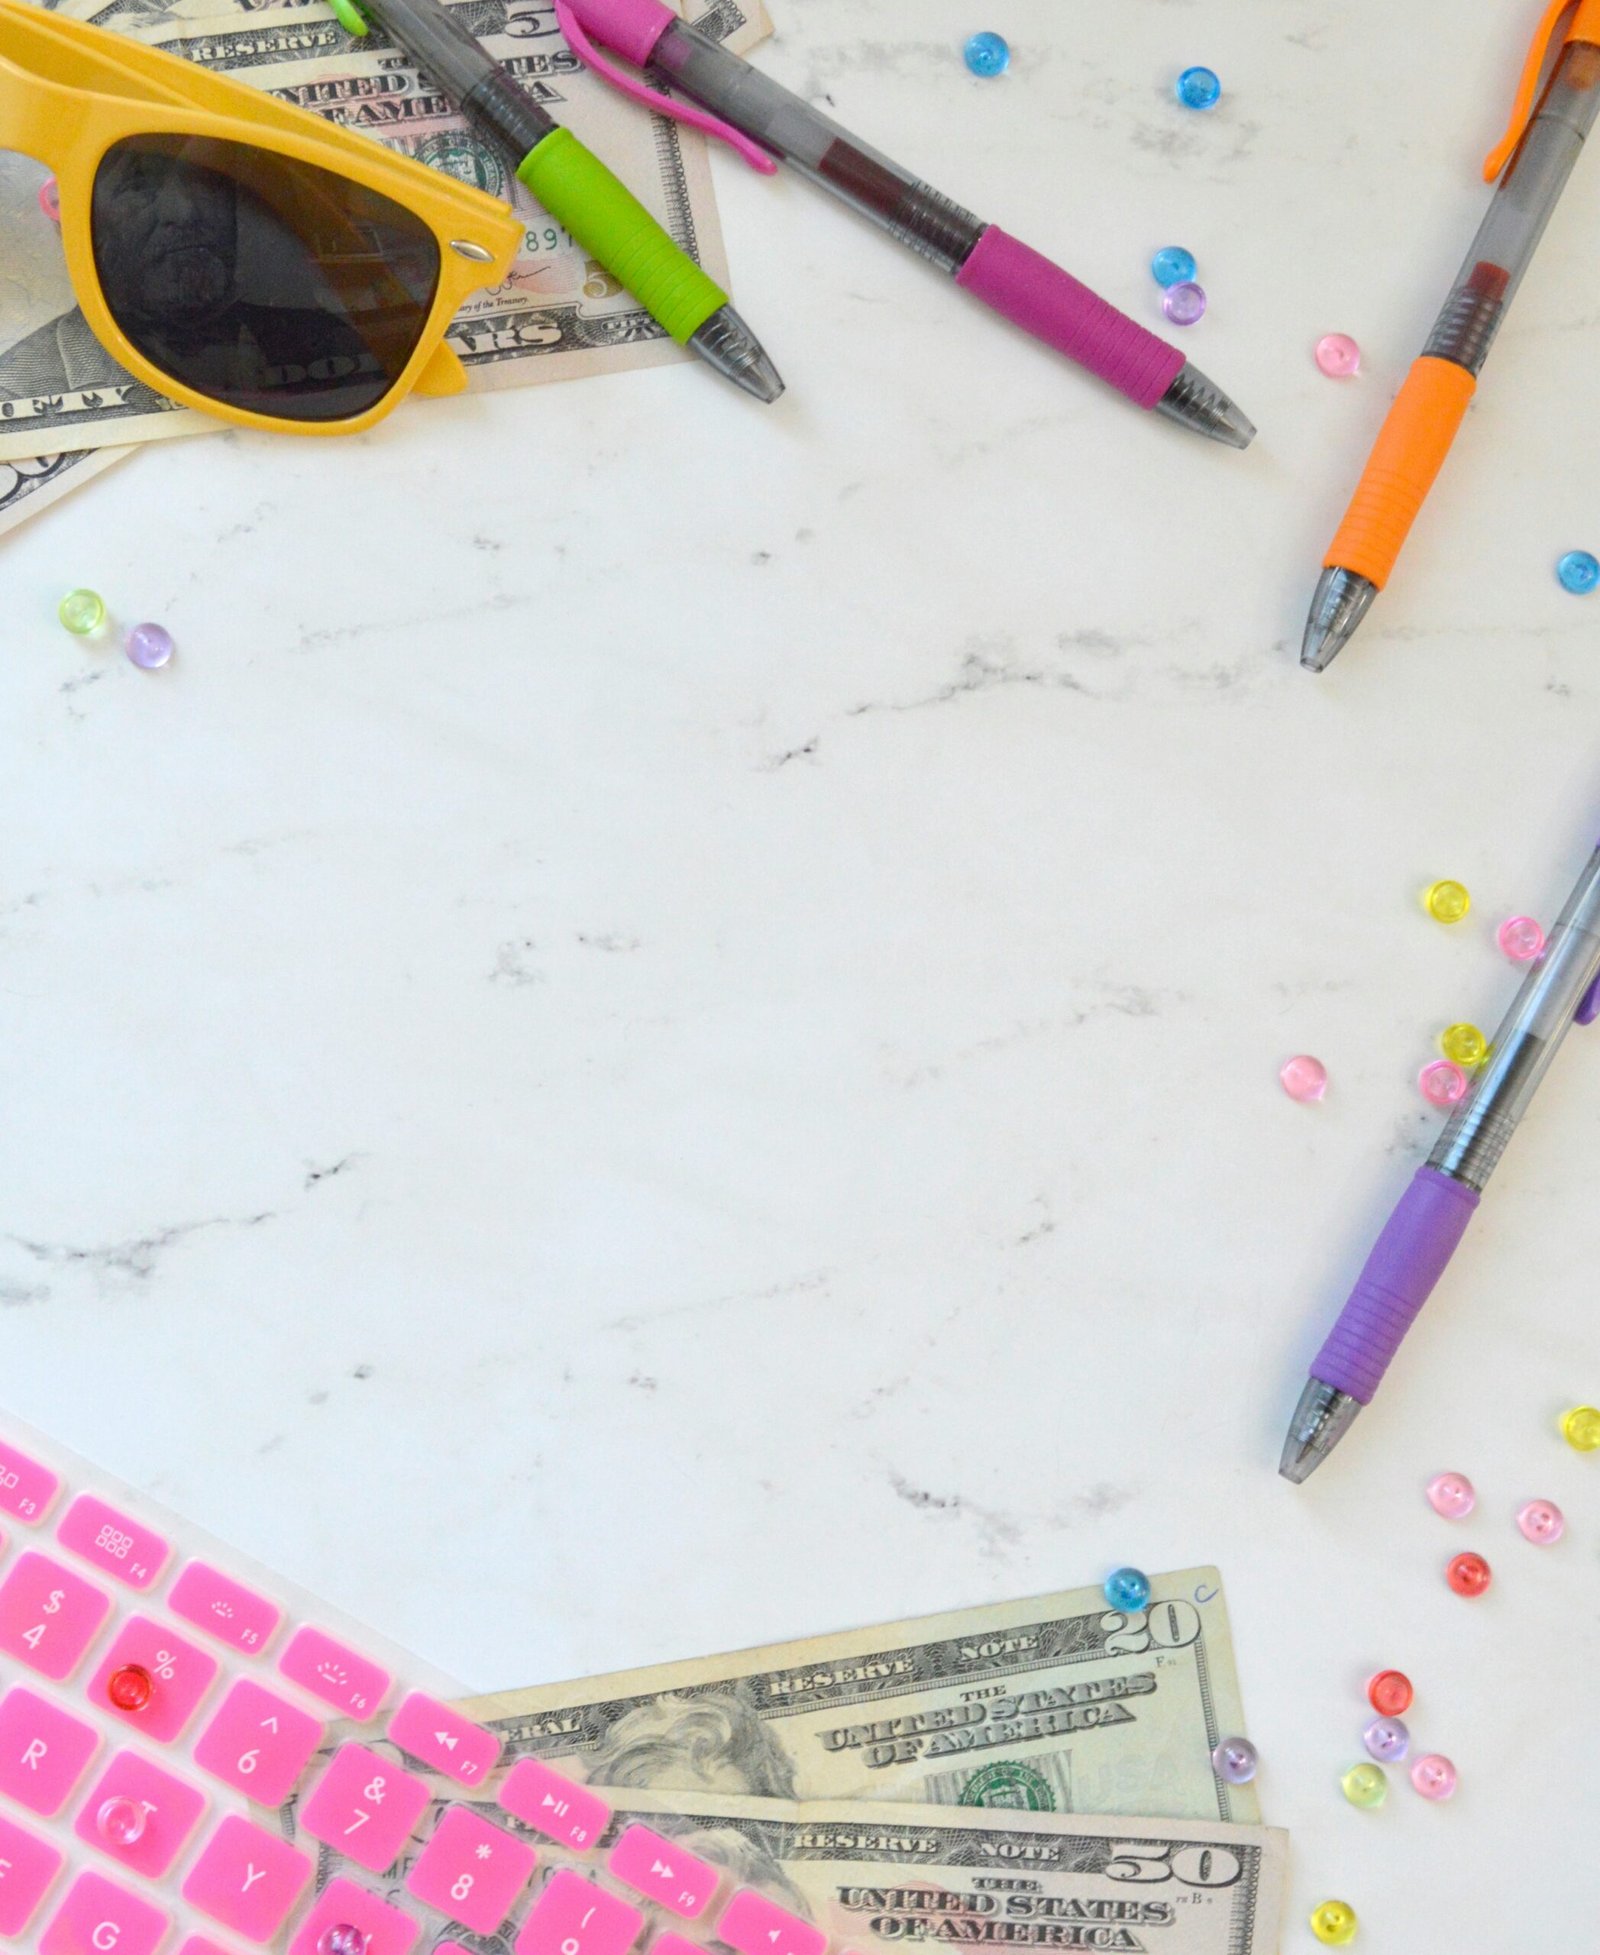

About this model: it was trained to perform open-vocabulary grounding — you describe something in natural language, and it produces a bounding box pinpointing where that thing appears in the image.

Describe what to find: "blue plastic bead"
[1151,246,1196,288]
[1556,549,1599,594]
[964,31,1010,77]
[1176,65,1221,110]
[1104,1567,1151,1613]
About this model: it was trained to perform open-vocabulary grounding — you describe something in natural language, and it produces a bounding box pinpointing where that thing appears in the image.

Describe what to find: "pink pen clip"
[552,0,778,173]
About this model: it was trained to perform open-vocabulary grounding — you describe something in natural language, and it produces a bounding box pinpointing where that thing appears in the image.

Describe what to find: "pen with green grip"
[329,0,783,400]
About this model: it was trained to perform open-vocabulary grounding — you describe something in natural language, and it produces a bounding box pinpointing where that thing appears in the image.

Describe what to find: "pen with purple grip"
[1282,827,1600,1482]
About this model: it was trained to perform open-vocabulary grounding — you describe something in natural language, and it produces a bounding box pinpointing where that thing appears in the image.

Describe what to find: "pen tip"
[1155,362,1255,448]
[1301,566,1377,671]
[1280,1379,1362,1483]
[688,305,785,403]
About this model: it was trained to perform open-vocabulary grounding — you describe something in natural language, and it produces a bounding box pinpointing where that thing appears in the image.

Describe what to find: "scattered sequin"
[1439,1024,1487,1069]
[1103,1566,1151,1613]
[1162,281,1207,326]
[1419,1060,1468,1109]
[1341,1762,1387,1809]
[1410,1753,1456,1800]
[1446,1550,1491,1597]
[1309,1900,1358,1946]
[58,588,105,636]
[963,31,1009,76]
[1315,333,1361,378]
[97,1797,147,1846]
[125,622,174,670]
[1367,1669,1412,1716]
[1363,1716,1409,1763]
[38,177,59,223]
[1556,548,1599,594]
[1560,1405,1600,1451]
[1176,65,1221,109]
[1426,1471,1476,1519]
[1280,1054,1327,1102]
[1151,245,1196,287]
[1516,1498,1564,1544]
[1211,1737,1257,1785]
[1424,879,1471,923]
[1498,915,1545,962]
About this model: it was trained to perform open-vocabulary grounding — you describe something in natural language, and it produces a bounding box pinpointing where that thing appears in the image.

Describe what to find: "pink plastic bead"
[1516,1498,1564,1545]
[1314,333,1360,377]
[38,177,59,223]
[1426,1472,1475,1519]
[1446,1550,1492,1597]
[1411,1753,1456,1800]
[1280,1054,1327,1102]
[1497,915,1545,962]
[1419,1060,1468,1108]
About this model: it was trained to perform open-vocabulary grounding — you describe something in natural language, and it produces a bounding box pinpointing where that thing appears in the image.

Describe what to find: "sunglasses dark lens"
[92,134,441,423]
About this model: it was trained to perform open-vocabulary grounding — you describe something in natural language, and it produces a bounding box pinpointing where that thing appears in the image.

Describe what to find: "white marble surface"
[4,0,1599,1943]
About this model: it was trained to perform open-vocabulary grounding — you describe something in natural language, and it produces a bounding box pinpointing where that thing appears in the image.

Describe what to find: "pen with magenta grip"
[334,0,782,399]
[1281,825,1600,1482]
[554,0,1254,446]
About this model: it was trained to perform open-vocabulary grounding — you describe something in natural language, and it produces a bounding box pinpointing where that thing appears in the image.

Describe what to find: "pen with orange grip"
[1302,0,1600,671]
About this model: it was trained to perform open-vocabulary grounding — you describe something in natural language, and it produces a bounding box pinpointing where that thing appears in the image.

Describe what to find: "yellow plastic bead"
[1440,1023,1488,1068]
[1341,1762,1387,1808]
[1560,1405,1600,1452]
[1424,880,1471,924]
[58,588,106,636]
[1310,1900,1359,1946]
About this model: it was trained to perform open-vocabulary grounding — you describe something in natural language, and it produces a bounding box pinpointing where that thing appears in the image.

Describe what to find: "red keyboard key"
[387,1691,501,1786]
[515,1871,642,1955]
[278,1626,390,1719]
[300,1743,431,1875]
[608,1824,718,1918]
[195,1679,323,1806]
[407,1806,536,1934]
[287,1877,421,1955]
[0,1552,111,1680]
[57,1496,170,1590]
[41,1871,168,1955]
[88,1617,219,1741]
[182,1815,312,1945]
[0,1811,63,1934]
[718,1889,827,1955]
[500,1758,610,1849]
[74,1749,208,1879]
[169,1563,282,1656]
[0,1442,59,1525]
[0,1687,101,1816]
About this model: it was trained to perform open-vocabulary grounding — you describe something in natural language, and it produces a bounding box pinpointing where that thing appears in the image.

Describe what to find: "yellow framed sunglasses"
[0,0,521,435]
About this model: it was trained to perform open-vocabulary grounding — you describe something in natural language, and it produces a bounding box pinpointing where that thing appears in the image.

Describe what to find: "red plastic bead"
[108,1664,153,1711]
[1367,1669,1413,1716]
[1446,1551,1492,1598]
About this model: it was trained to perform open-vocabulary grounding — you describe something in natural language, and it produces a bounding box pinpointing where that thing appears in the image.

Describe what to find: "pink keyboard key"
[407,1806,536,1935]
[57,1495,170,1590]
[0,1551,111,1679]
[608,1824,718,1918]
[169,1563,282,1657]
[388,1691,502,1786]
[182,1815,312,1945]
[0,1687,101,1816]
[287,1878,421,1955]
[718,1890,828,1955]
[194,1680,323,1807]
[179,1941,239,1955]
[500,1759,610,1849]
[515,1871,642,1955]
[0,1442,59,1525]
[0,1811,63,1934]
[278,1626,389,1719]
[74,1750,208,1879]
[300,1743,431,1875]
[88,1617,219,1742]
[41,1871,168,1955]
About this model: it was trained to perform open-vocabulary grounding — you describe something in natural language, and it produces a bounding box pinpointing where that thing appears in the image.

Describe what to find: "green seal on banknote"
[416,132,507,201]
[958,1761,1054,1810]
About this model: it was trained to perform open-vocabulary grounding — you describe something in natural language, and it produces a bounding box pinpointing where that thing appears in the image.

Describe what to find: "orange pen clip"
[1483,0,1600,179]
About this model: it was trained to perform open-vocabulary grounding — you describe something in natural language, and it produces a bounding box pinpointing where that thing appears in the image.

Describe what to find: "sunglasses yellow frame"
[0,0,522,436]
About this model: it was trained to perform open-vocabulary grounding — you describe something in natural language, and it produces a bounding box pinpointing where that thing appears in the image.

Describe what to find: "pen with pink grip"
[551,0,1256,446]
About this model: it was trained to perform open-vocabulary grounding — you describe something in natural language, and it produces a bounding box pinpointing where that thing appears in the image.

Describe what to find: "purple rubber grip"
[1313,1167,1480,1402]
[954,226,1184,408]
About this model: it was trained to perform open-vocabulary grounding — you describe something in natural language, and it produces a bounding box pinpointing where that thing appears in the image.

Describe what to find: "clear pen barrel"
[1430,845,1600,1189]
[1424,39,1600,373]
[649,18,986,272]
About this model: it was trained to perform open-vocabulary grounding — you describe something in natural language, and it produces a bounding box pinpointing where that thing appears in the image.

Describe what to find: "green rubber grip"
[518,127,726,344]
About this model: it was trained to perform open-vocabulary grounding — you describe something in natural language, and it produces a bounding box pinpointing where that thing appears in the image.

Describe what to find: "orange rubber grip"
[1325,357,1476,588]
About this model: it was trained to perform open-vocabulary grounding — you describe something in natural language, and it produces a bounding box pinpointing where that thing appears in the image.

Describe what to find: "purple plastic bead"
[1363,1716,1409,1763]
[1211,1736,1258,1784]
[316,1927,369,1955]
[125,622,174,670]
[1161,280,1207,326]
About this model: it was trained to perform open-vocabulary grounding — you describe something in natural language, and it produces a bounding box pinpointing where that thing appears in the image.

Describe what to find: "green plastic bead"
[1560,1405,1600,1452]
[1341,1762,1387,1809]
[1310,1900,1359,1946]
[1440,1023,1488,1068]
[1424,879,1471,924]
[58,588,105,636]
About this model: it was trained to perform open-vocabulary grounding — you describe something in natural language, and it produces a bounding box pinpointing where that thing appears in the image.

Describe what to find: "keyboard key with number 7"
[300,1743,431,1875]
